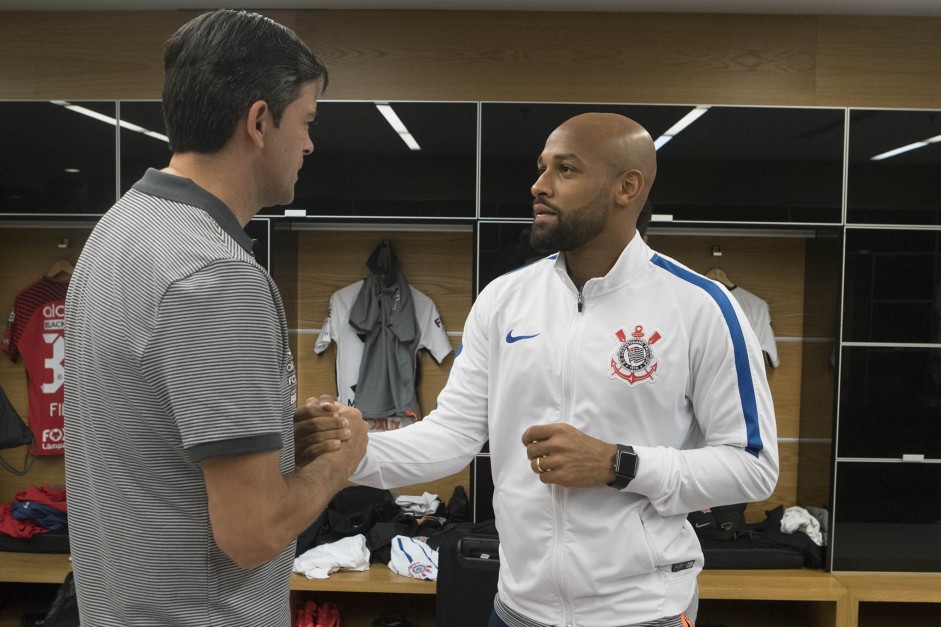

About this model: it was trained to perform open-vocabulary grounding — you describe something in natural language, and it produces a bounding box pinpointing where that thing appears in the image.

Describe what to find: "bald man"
[297,113,779,627]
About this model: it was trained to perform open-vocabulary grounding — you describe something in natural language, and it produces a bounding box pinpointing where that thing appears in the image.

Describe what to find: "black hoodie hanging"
[348,241,423,421]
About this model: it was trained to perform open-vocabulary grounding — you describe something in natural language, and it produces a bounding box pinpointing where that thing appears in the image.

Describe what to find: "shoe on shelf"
[315,600,340,627]
[294,600,317,627]
[372,611,417,627]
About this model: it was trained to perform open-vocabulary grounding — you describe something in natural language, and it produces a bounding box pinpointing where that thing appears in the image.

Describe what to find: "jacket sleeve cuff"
[620,445,668,496]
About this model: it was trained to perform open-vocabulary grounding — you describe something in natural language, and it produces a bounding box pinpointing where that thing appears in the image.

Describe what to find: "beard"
[530,190,610,253]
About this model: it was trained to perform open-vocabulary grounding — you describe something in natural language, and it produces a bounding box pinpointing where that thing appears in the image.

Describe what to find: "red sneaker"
[315,600,340,627]
[295,600,317,627]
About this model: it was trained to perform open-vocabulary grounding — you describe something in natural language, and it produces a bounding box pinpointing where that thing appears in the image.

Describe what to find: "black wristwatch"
[607,444,638,490]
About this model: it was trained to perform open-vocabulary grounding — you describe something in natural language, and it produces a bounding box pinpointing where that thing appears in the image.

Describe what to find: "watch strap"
[607,444,637,490]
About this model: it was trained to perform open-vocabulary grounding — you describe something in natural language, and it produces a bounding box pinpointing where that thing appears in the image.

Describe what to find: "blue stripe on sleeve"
[651,254,763,458]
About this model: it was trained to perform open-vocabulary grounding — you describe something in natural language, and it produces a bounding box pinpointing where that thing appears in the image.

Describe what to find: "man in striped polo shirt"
[64,10,367,626]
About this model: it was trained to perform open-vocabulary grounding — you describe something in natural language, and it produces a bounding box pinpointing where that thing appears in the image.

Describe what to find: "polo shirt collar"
[133,168,255,255]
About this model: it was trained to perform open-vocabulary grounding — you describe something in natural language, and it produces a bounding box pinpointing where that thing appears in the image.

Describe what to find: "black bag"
[327,486,399,536]
[0,527,70,553]
[365,514,420,564]
[0,384,32,449]
[756,505,826,569]
[692,505,823,570]
[441,485,470,524]
[434,521,499,627]
[0,384,35,476]
[42,571,80,627]
[688,503,748,541]
[296,486,399,556]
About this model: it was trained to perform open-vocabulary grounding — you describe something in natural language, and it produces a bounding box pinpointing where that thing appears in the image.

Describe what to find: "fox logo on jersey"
[610,324,662,385]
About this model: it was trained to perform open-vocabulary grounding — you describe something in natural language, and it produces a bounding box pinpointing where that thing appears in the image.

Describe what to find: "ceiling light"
[51,100,169,143]
[653,106,710,152]
[871,141,929,161]
[376,102,421,151]
[143,130,170,143]
[654,136,673,150]
[871,129,941,160]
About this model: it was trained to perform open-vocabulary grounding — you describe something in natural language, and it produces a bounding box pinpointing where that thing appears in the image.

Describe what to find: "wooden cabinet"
[835,572,941,627]
[4,556,941,627]
[0,553,72,627]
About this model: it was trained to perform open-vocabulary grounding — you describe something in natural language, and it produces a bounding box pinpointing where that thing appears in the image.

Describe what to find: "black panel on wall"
[480,103,844,224]
[0,101,116,215]
[838,346,941,459]
[842,228,941,344]
[847,109,941,226]
[832,462,941,572]
[477,221,545,295]
[480,103,688,220]
[120,100,479,220]
[278,101,478,219]
[244,218,271,271]
[120,100,172,195]
[471,454,494,523]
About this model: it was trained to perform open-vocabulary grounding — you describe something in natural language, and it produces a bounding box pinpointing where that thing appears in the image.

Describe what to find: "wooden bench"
[698,568,849,627]
[0,551,71,584]
[833,572,941,627]
[6,552,941,627]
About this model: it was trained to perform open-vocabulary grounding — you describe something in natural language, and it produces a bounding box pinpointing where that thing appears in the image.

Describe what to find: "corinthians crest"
[610,324,662,385]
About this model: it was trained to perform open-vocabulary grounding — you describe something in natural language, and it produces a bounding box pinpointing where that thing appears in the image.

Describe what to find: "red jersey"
[3,278,69,455]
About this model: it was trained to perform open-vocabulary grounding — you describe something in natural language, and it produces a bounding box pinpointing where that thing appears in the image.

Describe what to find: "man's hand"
[331,411,368,477]
[521,423,618,488]
[294,394,357,467]
[206,396,368,569]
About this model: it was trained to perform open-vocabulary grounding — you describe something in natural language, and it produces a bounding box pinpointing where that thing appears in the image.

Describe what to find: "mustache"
[532,197,560,212]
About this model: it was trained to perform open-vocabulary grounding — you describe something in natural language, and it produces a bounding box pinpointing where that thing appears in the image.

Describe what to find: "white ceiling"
[2,0,941,16]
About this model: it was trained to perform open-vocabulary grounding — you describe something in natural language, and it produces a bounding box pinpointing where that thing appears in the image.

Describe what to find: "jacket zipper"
[555,285,586,625]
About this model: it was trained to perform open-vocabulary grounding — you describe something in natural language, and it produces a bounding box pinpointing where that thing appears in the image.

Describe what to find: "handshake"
[293,395,369,473]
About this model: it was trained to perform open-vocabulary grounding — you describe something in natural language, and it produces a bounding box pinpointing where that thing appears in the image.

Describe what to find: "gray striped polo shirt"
[64,169,297,626]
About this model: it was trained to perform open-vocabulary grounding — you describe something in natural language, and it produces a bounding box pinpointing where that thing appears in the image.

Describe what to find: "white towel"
[395,491,440,515]
[781,506,824,546]
[293,534,371,579]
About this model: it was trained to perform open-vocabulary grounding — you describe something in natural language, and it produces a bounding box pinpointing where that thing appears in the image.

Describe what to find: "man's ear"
[244,100,270,148]
[615,169,644,207]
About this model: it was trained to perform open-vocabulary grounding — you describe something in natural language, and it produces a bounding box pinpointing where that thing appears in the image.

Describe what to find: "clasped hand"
[293,394,368,469]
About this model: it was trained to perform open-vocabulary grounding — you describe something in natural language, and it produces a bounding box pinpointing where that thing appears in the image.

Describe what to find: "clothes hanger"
[45,257,74,281]
[45,237,75,281]
[704,244,736,289]
[705,266,736,289]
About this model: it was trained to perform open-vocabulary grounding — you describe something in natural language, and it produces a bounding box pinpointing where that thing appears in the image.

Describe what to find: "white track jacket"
[351,233,779,627]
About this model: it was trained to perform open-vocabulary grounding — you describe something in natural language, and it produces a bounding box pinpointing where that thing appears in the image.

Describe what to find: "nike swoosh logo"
[695,522,710,528]
[506,330,540,343]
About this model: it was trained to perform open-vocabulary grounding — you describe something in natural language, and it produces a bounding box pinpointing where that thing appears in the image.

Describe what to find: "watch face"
[617,448,637,478]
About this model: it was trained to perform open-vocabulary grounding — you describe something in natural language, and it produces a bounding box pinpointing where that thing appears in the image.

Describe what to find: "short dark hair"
[637,201,653,237]
[162,9,328,154]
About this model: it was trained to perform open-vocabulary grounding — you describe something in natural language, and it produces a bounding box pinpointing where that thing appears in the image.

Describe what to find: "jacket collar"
[552,231,650,292]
